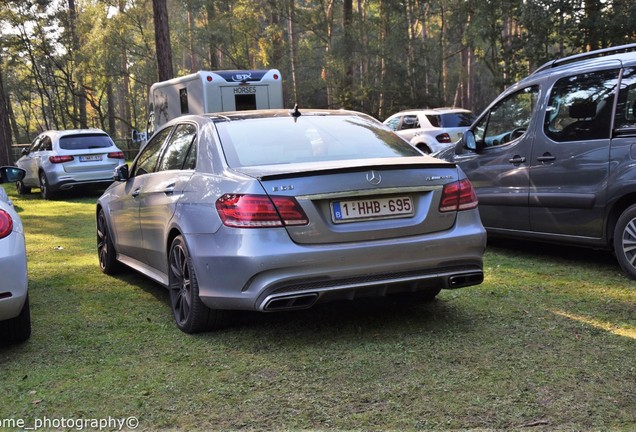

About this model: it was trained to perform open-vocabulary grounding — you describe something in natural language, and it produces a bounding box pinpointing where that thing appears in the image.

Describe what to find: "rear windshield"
[215,115,421,168]
[58,134,114,150]
[426,112,474,128]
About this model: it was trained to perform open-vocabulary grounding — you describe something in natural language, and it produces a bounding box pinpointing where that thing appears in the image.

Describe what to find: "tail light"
[108,151,125,159]
[49,155,74,163]
[216,194,308,228]
[439,179,478,212]
[0,209,13,239]
[435,133,452,143]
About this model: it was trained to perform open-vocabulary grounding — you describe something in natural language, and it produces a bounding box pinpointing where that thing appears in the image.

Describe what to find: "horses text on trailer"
[145,69,284,137]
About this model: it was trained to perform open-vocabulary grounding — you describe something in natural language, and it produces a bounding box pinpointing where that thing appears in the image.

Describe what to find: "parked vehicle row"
[6,43,636,338]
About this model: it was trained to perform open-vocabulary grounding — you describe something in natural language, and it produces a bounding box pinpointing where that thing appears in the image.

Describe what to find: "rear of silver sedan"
[97,109,486,333]
[185,159,485,313]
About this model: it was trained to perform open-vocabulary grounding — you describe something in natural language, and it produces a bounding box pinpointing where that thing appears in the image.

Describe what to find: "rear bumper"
[48,171,115,191]
[49,173,114,192]
[186,209,486,312]
[0,235,28,321]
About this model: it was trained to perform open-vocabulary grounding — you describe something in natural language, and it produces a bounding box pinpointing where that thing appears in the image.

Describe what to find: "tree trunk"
[342,0,354,107]
[68,0,87,128]
[187,9,196,72]
[106,79,116,137]
[153,0,174,81]
[287,0,298,104]
[0,62,13,165]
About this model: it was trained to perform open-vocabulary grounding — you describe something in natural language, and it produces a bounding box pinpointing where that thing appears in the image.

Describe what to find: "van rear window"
[59,134,114,150]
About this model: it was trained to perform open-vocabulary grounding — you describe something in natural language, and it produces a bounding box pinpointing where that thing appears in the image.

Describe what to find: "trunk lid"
[233,157,461,245]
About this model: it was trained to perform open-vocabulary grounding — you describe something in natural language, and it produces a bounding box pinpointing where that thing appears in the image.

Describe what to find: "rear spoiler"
[232,157,456,181]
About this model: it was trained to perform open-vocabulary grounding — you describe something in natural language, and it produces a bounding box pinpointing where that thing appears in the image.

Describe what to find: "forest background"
[0,0,635,165]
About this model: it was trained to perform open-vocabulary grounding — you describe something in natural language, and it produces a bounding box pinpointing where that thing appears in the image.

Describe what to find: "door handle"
[508,155,526,164]
[163,184,176,195]
[131,188,141,198]
[537,153,556,163]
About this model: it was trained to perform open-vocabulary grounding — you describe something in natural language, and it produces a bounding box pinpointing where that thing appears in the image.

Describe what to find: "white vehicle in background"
[144,69,284,138]
[0,166,30,344]
[383,108,475,154]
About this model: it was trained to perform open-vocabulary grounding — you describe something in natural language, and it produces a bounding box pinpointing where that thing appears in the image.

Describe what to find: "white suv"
[16,128,124,199]
[383,108,475,154]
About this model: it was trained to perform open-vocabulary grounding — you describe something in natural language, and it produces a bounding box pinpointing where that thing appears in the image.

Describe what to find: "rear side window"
[384,116,400,131]
[614,67,636,135]
[59,134,114,150]
[156,124,197,171]
[132,126,173,176]
[544,69,619,141]
[435,112,474,128]
[400,115,419,130]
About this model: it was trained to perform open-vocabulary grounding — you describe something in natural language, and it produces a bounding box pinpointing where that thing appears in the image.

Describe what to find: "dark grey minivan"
[437,43,636,279]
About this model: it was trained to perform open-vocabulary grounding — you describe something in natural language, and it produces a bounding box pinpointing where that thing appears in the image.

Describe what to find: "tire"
[39,172,54,200]
[416,144,432,154]
[16,180,31,195]
[168,235,227,333]
[613,204,636,280]
[0,295,32,344]
[97,209,121,275]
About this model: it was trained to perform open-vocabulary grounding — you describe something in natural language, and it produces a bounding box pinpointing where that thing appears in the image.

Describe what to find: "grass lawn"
[1,185,635,431]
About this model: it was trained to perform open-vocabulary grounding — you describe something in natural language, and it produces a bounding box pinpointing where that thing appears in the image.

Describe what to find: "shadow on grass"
[109,265,478,341]
[486,236,618,274]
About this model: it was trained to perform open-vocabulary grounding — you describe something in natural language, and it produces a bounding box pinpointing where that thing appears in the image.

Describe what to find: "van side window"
[474,85,538,148]
[614,68,636,135]
[156,124,197,171]
[544,69,619,142]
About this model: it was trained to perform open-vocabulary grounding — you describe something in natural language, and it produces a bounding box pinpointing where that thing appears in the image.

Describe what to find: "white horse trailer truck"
[145,69,284,137]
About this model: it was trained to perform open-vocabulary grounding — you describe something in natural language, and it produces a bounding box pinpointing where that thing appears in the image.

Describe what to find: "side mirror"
[0,166,26,184]
[465,130,477,150]
[113,164,130,182]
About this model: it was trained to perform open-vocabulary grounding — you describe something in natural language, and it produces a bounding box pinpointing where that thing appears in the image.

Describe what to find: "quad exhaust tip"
[263,293,319,311]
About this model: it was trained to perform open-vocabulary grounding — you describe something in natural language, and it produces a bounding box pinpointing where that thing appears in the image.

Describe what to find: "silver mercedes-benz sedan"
[96,109,486,333]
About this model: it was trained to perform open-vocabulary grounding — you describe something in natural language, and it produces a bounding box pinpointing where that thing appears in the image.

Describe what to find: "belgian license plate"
[331,196,414,223]
[80,155,102,162]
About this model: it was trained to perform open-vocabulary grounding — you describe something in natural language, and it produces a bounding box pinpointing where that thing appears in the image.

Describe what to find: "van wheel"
[613,204,636,280]
[168,236,228,333]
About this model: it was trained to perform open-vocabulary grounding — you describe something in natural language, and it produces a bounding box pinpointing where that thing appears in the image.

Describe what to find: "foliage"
[0,0,634,151]
[0,184,635,430]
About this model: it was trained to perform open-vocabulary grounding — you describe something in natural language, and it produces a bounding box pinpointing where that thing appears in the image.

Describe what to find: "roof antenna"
[289,103,301,119]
